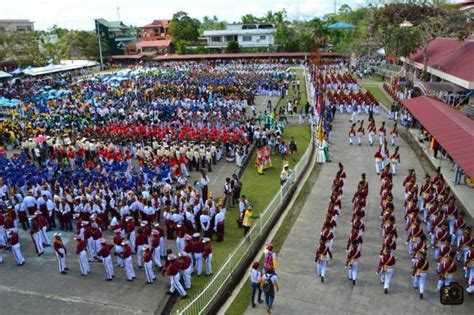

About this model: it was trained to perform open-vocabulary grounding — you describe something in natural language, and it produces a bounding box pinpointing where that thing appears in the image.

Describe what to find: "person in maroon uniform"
[7,229,25,266]
[346,241,361,285]
[75,235,90,276]
[165,254,187,298]
[437,251,457,291]
[377,248,396,294]
[53,233,68,274]
[96,239,114,281]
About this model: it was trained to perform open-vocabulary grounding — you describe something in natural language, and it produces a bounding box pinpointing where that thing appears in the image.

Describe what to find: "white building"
[203,24,276,50]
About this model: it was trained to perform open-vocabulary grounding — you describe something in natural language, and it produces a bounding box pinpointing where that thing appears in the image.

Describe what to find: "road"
[244,107,473,314]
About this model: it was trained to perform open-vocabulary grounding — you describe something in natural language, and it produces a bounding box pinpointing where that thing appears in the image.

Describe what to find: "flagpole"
[95,19,104,71]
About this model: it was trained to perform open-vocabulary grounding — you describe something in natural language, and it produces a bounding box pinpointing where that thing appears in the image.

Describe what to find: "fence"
[177,69,315,314]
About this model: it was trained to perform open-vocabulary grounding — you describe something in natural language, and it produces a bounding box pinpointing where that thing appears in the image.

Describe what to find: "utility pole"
[95,19,104,70]
[117,7,121,21]
[334,0,337,14]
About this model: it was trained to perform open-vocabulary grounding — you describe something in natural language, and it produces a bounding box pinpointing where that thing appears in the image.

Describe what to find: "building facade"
[126,19,172,56]
[203,24,275,51]
[0,19,34,32]
[95,18,137,56]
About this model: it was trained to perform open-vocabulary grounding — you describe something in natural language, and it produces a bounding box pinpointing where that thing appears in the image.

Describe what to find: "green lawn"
[276,69,308,114]
[363,85,393,108]
[225,152,321,315]
[174,69,311,312]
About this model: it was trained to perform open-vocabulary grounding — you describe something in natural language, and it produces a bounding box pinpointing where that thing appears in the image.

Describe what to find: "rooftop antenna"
[117,6,121,21]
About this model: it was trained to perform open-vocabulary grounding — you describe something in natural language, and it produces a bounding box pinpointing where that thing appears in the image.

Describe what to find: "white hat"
[54,232,62,237]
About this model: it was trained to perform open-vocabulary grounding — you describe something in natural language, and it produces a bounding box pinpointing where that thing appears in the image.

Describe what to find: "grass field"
[225,159,321,315]
[363,85,393,108]
[174,70,311,312]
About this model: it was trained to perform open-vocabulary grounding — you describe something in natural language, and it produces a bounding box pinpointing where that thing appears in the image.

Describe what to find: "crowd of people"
[0,59,306,297]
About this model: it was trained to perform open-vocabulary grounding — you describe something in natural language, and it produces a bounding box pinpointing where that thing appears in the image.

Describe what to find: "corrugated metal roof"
[402,96,474,178]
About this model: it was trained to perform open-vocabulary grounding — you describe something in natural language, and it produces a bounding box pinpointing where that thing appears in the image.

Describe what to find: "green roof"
[96,18,129,30]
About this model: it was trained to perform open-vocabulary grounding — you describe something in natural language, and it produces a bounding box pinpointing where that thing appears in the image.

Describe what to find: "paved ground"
[0,95,278,315]
[245,108,473,314]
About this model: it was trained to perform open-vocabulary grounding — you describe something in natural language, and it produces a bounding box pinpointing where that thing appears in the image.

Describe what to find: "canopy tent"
[23,60,98,76]
[328,22,355,29]
[402,96,474,178]
[0,70,12,79]
[10,67,23,75]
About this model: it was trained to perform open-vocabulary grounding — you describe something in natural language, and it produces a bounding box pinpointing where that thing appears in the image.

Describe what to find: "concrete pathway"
[244,108,473,314]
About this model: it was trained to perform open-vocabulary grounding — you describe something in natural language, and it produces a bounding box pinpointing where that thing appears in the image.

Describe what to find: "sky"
[1,0,364,30]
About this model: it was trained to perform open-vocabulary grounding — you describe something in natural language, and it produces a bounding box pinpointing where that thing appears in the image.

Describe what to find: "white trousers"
[381,268,394,289]
[78,250,90,275]
[347,261,358,280]
[144,260,156,283]
[115,245,124,267]
[317,260,328,277]
[183,266,193,289]
[0,226,7,247]
[12,243,25,265]
[56,248,67,272]
[437,275,453,291]
[87,237,95,259]
[176,237,185,253]
[194,253,203,275]
[124,256,135,280]
[41,226,50,245]
[137,245,144,268]
[205,253,213,275]
[160,237,166,257]
[169,273,187,296]
[129,231,136,253]
[413,272,427,294]
[152,248,162,268]
[32,232,44,254]
[103,255,114,279]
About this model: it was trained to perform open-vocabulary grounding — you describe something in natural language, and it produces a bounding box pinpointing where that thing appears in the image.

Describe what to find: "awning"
[402,96,474,178]
[0,70,12,79]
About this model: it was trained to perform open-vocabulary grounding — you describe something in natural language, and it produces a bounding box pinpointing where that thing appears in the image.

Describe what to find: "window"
[260,35,266,40]
[242,35,252,42]
[225,35,237,42]
[16,25,28,32]
[211,36,222,42]
[0,26,5,33]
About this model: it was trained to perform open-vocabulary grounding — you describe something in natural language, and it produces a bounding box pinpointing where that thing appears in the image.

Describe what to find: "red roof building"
[125,19,172,57]
[402,96,474,178]
[402,37,474,89]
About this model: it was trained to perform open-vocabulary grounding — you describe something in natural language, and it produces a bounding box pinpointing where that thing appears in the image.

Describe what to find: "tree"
[200,15,226,34]
[175,39,188,54]
[169,11,200,43]
[370,2,468,68]
[226,40,240,53]
[241,14,261,24]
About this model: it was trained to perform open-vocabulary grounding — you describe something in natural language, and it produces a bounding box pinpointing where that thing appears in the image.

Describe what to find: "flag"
[317,117,324,142]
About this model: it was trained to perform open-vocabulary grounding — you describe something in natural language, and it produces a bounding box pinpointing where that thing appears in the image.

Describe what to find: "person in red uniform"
[437,251,457,291]
[150,230,163,269]
[30,214,44,256]
[192,233,204,276]
[346,241,361,285]
[96,239,114,281]
[179,251,193,289]
[143,246,156,284]
[315,237,332,282]
[75,235,90,276]
[53,233,68,274]
[165,254,187,298]
[8,229,25,266]
[203,237,213,276]
[377,248,396,294]
[135,228,147,269]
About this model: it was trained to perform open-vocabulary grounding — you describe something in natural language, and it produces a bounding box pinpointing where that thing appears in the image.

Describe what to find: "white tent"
[0,70,12,79]
[23,60,98,76]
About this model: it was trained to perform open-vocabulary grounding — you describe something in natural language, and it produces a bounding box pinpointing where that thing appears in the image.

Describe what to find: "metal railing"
[176,69,315,315]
